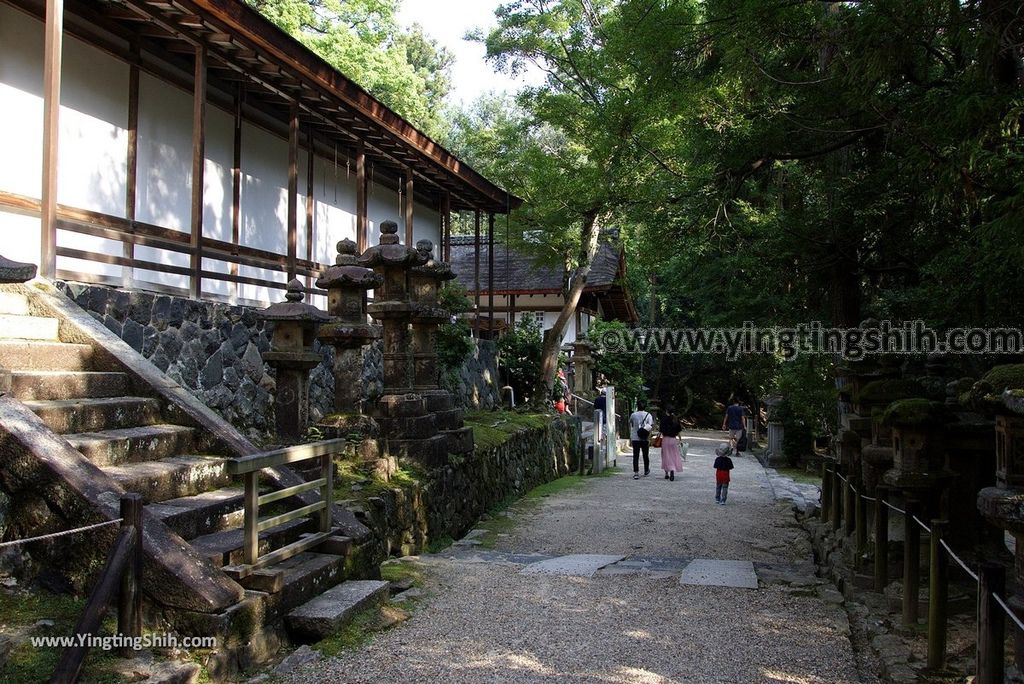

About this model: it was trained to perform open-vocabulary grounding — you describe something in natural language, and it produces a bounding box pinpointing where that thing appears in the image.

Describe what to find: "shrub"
[497,317,543,405]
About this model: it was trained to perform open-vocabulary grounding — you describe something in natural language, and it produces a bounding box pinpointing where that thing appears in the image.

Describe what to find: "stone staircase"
[0,284,386,672]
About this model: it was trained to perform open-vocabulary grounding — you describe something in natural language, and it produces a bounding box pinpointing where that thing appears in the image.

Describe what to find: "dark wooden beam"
[488,212,495,329]
[231,83,242,301]
[287,99,299,280]
[356,143,367,252]
[189,44,206,299]
[440,191,451,261]
[305,126,314,289]
[474,209,480,336]
[40,0,64,279]
[404,167,414,247]
[124,41,140,289]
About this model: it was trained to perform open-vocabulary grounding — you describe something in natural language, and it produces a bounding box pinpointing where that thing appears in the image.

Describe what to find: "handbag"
[651,434,663,448]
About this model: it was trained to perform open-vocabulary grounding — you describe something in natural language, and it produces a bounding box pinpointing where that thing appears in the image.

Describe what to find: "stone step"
[0,340,95,371]
[10,370,130,401]
[0,292,30,316]
[286,580,390,641]
[189,518,316,568]
[261,552,347,625]
[24,396,162,434]
[146,487,245,541]
[66,424,198,466]
[0,314,59,341]
[105,455,233,504]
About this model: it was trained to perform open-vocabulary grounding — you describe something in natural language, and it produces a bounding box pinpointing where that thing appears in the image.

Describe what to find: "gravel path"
[278,430,870,684]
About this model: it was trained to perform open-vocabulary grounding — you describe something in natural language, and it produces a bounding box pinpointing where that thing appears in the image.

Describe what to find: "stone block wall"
[55,283,498,438]
[351,415,582,557]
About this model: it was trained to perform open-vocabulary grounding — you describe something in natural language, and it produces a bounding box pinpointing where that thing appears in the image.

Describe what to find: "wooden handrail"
[226,438,348,475]
[225,439,342,570]
[50,494,143,684]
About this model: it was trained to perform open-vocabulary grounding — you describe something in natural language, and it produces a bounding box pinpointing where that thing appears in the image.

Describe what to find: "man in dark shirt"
[722,397,745,454]
[593,389,607,416]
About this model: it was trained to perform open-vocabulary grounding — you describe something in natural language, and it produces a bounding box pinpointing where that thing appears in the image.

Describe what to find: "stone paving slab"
[520,554,625,577]
[680,558,759,589]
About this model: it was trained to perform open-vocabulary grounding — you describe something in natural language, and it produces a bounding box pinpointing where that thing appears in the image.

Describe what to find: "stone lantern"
[409,239,455,394]
[315,239,383,414]
[996,392,1024,489]
[882,399,954,507]
[570,339,595,396]
[260,278,331,441]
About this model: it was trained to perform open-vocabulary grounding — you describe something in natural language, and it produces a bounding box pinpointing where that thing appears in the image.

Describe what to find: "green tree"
[246,0,454,137]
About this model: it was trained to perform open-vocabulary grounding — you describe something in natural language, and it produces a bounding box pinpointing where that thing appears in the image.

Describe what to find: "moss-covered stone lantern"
[315,238,383,414]
[260,278,331,441]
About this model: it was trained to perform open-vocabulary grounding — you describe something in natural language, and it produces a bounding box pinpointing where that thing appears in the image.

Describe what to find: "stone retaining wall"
[56,283,497,438]
[351,415,582,557]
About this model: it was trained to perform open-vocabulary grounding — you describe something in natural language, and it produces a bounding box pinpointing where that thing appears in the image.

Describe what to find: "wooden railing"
[224,439,342,579]
[0,190,326,304]
[50,494,143,684]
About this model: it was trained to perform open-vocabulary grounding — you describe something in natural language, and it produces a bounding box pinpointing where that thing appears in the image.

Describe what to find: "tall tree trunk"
[535,211,602,403]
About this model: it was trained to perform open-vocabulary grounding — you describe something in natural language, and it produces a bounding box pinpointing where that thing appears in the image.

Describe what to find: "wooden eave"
[8,0,520,214]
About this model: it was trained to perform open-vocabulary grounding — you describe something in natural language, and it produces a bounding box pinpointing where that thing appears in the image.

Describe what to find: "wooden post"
[243,471,259,565]
[305,128,315,285]
[874,485,890,592]
[830,466,842,532]
[356,143,367,253]
[976,562,1005,684]
[189,45,206,300]
[124,43,139,289]
[440,191,451,261]
[487,212,495,333]
[117,493,143,654]
[903,497,921,627]
[404,168,414,247]
[473,210,481,336]
[230,85,242,302]
[287,100,299,280]
[927,519,948,671]
[855,479,867,561]
[40,0,64,279]
[319,452,333,533]
[821,462,832,524]
[843,469,855,537]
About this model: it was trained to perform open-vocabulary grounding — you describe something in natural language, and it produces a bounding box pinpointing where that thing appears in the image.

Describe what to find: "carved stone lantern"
[571,339,595,396]
[315,239,383,414]
[409,239,456,395]
[260,278,331,441]
[996,391,1024,489]
[882,400,954,510]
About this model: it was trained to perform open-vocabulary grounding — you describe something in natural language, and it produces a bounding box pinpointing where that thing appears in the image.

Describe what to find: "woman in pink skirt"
[658,407,685,481]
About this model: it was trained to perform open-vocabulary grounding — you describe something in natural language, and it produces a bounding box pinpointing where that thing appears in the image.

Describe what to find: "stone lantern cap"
[880,398,950,428]
[260,279,331,323]
[357,221,427,269]
[410,239,456,281]
[315,239,384,291]
[0,254,37,283]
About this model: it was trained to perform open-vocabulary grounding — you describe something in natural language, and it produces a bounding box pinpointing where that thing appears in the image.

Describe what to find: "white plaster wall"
[0,5,44,201]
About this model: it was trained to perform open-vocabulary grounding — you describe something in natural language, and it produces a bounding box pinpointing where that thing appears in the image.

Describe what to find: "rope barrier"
[912,515,932,533]
[0,518,124,549]
[940,539,979,583]
[993,593,1024,633]
[860,494,877,503]
[883,499,907,515]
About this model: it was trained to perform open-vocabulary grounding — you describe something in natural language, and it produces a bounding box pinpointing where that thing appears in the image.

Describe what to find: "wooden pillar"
[40,0,64,279]
[487,212,495,333]
[356,143,367,252]
[821,462,832,524]
[117,493,143,654]
[441,192,451,261]
[189,45,206,300]
[856,480,868,560]
[124,43,139,289]
[230,85,242,302]
[509,294,516,326]
[404,168,414,247]
[874,485,890,592]
[927,519,948,671]
[903,497,921,627]
[844,469,855,537]
[473,209,481,336]
[830,466,842,532]
[305,128,314,290]
[286,100,299,280]
[977,563,1006,684]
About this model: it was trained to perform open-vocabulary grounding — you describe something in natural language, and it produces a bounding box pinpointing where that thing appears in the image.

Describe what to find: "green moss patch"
[462,411,551,451]
[982,364,1024,393]
[882,399,950,427]
[855,379,925,404]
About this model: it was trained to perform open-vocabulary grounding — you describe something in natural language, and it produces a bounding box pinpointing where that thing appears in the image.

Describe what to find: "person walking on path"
[658,406,685,481]
[714,443,735,505]
[722,397,745,454]
[629,402,654,480]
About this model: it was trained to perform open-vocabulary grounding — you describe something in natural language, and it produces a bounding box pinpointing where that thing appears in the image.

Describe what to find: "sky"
[396,0,543,106]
